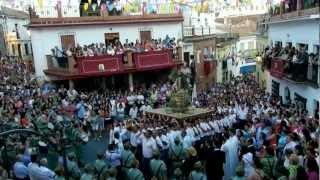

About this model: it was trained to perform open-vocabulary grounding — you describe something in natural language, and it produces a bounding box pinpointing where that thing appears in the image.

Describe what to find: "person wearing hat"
[120,141,135,179]
[169,136,185,175]
[80,164,94,180]
[150,149,167,180]
[54,166,65,180]
[127,159,145,180]
[94,152,108,180]
[189,161,207,180]
[183,146,199,178]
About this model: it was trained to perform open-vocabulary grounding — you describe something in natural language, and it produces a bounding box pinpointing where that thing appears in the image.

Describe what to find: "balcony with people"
[269,0,319,21]
[45,35,183,78]
[29,1,183,27]
[263,43,319,85]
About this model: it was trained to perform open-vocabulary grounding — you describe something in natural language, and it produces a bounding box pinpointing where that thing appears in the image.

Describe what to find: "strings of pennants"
[35,0,263,13]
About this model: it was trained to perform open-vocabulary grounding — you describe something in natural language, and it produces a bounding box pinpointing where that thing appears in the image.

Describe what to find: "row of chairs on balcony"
[262,45,319,83]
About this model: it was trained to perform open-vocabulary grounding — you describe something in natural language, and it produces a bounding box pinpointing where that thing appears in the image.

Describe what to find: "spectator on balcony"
[308,53,318,82]
[75,44,83,57]
[135,40,143,53]
[116,44,124,55]
[82,45,89,57]
[115,0,123,15]
[54,46,67,68]
[144,40,154,52]
[50,49,59,68]
[107,45,116,56]
[123,39,130,49]
[88,46,95,57]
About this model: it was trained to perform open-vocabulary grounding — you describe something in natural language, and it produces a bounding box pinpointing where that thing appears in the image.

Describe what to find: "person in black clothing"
[205,137,225,180]
[183,146,199,178]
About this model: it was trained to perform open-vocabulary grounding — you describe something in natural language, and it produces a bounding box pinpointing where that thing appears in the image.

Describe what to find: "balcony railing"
[183,26,215,37]
[269,57,319,86]
[45,48,183,77]
[269,0,319,21]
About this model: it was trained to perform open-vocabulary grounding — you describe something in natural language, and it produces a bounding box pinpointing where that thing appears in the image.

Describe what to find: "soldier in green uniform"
[169,137,185,175]
[94,152,108,180]
[150,149,167,180]
[67,152,81,179]
[80,164,94,180]
[106,167,117,180]
[54,166,66,180]
[127,159,144,180]
[120,141,135,179]
[189,161,207,180]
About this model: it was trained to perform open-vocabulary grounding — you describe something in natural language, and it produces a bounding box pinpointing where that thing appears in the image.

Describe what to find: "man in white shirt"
[140,102,152,116]
[129,104,138,119]
[28,155,55,180]
[140,130,158,178]
[181,130,194,149]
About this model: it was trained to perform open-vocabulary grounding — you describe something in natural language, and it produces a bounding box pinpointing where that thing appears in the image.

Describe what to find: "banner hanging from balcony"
[270,58,285,79]
[133,50,175,71]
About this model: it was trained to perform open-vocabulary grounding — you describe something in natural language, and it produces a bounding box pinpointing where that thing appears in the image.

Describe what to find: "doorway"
[60,35,75,50]
[294,93,307,110]
[105,33,120,47]
[284,87,291,105]
[184,52,190,66]
[17,44,22,58]
[314,100,319,119]
[271,80,280,97]
[140,30,151,44]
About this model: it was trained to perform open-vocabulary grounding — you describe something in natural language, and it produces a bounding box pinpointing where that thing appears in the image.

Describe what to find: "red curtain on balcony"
[270,58,285,78]
[204,60,211,76]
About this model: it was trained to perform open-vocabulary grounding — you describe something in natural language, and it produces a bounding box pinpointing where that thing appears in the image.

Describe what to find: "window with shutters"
[24,43,29,55]
[12,44,15,55]
[140,30,151,44]
[60,35,75,50]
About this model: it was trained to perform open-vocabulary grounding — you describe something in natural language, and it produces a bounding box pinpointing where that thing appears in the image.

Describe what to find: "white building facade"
[30,21,182,78]
[266,6,320,116]
[0,6,32,60]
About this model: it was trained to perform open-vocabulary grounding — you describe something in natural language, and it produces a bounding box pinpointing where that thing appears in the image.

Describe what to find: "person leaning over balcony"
[82,45,89,57]
[75,44,83,57]
[107,45,116,56]
[50,49,59,68]
[309,53,319,81]
[54,46,67,68]
[144,40,153,52]
[116,44,124,55]
[135,40,143,53]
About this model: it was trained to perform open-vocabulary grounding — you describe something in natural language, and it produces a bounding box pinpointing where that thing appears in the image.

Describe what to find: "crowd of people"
[262,43,319,81]
[52,35,179,57]
[51,35,180,68]
[0,56,319,180]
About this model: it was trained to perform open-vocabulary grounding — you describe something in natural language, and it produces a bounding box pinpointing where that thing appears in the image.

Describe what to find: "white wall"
[266,17,320,116]
[267,73,320,116]
[6,17,30,40]
[5,17,31,59]
[268,19,320,53]
[236,36,257,52]
[30,22,182,77]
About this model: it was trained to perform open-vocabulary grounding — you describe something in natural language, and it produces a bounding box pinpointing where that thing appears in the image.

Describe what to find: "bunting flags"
[37,0,43,8]
[83,3,89,11]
